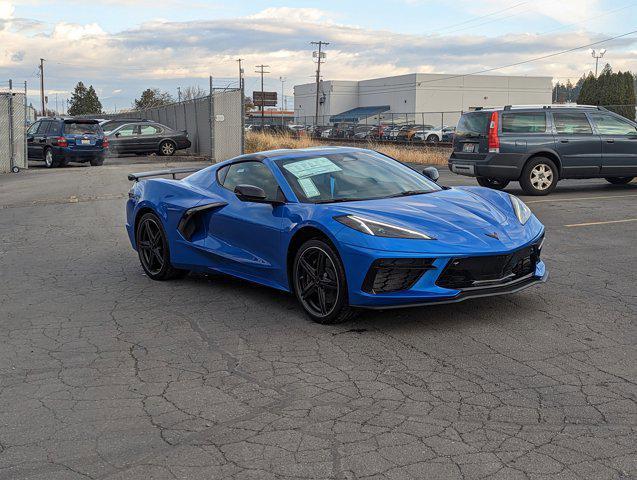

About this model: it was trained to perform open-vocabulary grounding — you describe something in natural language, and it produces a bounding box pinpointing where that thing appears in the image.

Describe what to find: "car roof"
[466,105,607,113]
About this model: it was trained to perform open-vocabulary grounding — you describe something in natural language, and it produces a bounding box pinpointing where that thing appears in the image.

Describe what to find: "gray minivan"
[448,105,637,195]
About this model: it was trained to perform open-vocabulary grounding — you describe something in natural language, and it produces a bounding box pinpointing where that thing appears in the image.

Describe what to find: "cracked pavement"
[0,159,635,479]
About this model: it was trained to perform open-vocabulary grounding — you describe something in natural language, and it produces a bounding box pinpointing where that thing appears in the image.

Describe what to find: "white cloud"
[51,22,105,40]
[0,0,14,19]
[248,7,336,24]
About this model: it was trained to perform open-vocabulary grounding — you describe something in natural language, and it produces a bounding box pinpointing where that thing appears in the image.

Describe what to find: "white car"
[413,126,455,143]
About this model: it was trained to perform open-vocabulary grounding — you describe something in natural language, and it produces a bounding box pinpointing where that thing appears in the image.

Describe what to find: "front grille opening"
[436,238,542,290]
[362,258,436,294]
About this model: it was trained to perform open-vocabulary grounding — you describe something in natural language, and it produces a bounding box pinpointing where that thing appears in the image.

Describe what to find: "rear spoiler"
[127,167,202,182]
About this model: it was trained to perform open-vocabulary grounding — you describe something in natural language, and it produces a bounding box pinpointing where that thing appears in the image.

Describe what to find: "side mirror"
[115,132,121,137]
[423,167,440,182]
[234,184,267,202]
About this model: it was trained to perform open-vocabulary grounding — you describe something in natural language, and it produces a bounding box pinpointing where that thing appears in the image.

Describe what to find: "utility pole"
[590,48,607,77]
[310,41,329,126]
[39,58,45,117]
[55,93,58,115]
[177,86,181,103]
[255,64,270,126]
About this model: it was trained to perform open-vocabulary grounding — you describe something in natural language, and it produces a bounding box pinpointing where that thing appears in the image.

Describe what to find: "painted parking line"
[565,218,637,228]
[526,193,637,204]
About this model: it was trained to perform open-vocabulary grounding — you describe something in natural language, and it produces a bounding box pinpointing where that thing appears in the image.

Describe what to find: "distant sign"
[253,91,277,107]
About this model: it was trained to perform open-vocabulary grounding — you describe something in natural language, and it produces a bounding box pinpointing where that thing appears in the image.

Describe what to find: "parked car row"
[26,117,192,167]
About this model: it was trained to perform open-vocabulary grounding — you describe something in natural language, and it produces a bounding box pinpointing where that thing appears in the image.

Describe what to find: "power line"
[429,2,528,34]
[352,28,637,95]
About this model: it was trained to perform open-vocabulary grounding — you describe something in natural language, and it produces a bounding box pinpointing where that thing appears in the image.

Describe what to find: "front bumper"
[341,234,547,308]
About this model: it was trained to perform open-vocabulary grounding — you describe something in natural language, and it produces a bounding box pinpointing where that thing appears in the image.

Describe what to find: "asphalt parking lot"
[1,157,635,480]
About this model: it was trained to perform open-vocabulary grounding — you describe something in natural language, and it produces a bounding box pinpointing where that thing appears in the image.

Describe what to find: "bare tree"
[181,85,208,101]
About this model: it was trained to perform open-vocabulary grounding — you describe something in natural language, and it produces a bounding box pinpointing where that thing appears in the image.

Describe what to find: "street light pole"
[279,76,286,112]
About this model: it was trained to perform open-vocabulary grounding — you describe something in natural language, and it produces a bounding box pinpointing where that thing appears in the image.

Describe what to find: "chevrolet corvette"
[126,147,547,323]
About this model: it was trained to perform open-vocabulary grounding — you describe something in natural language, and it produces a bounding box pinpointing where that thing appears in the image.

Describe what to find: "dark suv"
[27,118,108,168]
[449,105,637,195]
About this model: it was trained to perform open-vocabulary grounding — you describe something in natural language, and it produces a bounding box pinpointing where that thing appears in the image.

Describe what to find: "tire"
[520,157,558,196]
[159,141,176,156]
[43,148,58,168]
[90,157,104,166]
[476,177,510,190]
[292,239,356,324]
[58,158,70,167]
[426,134,439,143]
[605,177,634,185]
[135,212,187,281]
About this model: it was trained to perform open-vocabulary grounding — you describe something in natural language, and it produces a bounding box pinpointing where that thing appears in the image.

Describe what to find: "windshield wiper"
[387,190,431,198]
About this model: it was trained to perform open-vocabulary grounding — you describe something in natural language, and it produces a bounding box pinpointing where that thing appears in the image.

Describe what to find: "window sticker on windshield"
[298,177,321,198]
[283,157,341,178]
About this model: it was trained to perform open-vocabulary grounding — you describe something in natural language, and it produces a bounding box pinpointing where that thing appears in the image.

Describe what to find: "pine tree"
[133,89,174,110]
[67,82,102,116]
[577,65,635,120]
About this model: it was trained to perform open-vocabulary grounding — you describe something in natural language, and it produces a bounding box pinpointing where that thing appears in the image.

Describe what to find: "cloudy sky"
[1,0,635,112]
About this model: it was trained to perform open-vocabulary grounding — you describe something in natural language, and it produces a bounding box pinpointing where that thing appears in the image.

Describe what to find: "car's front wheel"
[426,134,439,143]
[159,141,176,156]
[605,177,634,185]
[476,177,510,190]
[520,157,558,196]
[135,212,187,280]
[293,239,356,324]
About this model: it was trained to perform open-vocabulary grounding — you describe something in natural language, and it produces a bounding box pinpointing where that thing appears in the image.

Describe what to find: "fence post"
[240,83,245,154]
[208,75,216,163]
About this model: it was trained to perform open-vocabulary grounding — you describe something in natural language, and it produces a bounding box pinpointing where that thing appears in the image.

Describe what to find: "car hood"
[326,187,543,253]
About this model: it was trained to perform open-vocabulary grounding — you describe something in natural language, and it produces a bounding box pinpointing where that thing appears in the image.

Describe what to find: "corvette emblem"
[485,232,499,239]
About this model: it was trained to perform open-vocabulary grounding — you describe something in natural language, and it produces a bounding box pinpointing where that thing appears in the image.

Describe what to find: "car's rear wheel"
[605,177,634,185]
[520,157,558,196]
[90,157,104,166]
[136,212,187,280]
[426,134,439,143]
[159,141,176,156]
[293,239,356,324]
[476,177,510,190]
[43,148,58,168]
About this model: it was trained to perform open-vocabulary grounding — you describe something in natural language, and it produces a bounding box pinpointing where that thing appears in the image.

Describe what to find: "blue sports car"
[126,147,547,324]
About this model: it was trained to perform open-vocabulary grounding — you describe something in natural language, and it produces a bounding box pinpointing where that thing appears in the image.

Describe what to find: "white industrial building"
[294,73,553,126]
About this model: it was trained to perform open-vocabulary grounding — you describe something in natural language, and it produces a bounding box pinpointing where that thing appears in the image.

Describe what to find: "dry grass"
[245,132,450,165]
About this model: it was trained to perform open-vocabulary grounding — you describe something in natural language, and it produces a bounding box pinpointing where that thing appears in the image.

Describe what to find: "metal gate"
[0,92,27,174]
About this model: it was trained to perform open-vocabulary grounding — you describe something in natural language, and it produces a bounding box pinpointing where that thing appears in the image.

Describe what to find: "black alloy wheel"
[136,212,186,280]
[476,177,510,190]
[293,240,355,324]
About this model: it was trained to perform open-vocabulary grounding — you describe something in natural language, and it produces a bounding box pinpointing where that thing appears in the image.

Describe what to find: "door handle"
[606,139,615,143]
[560,139,569,143]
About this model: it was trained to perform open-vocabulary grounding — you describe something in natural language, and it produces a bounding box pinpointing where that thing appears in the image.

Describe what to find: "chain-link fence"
[100,89,244,161]
[0,92,27,174]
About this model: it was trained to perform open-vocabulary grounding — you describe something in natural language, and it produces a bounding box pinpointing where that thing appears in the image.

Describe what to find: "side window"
[553,112,593,135]
[139,125,161,135]
[116,125,137,137]
[590,113,637,135]
[221,161,279,200]
[36,121,50,134]
[501,112,546,133]
[27,122,40,135]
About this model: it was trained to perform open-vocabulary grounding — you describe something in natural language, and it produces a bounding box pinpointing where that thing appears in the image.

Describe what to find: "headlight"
[334,215,435,240]
[510,195,532,224]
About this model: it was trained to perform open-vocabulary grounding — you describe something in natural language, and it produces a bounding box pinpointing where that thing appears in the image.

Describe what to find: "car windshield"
[63,122,101,135]
[276,150,441,204]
